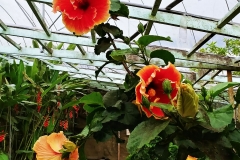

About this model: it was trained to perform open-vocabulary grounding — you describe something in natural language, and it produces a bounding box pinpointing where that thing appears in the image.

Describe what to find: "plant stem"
[107,33,133,77]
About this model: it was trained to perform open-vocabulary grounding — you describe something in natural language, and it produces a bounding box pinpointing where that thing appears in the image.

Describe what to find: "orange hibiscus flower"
[135,62,181,119]
[33,131,79,160]
[53,0,110,35]
[186,155,198,160]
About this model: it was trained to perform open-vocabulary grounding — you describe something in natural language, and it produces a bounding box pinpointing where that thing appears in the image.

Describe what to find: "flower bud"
[63,140,77,152]
[162,79,173,95]
[138,22,145,34]
[177,83,199,118]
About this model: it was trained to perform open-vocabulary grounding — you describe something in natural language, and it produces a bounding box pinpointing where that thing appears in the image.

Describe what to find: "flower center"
[78,0,90,10]
[147,88,156,97]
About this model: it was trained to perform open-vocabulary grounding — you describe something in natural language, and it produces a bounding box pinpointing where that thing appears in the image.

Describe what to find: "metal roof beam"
[0,20,21,50]
[0,19,7,31]
[35,39,53,54]
[127,5,240,39]
[144,0,162,35]
[193,69,212,85]
[203,70,222,86]
[1,35,22,50]
[187,2,240,57]
[0,45,239,70]
[26,1,51,36]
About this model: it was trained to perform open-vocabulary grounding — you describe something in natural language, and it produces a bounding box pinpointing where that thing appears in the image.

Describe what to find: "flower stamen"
[148,88,156,97]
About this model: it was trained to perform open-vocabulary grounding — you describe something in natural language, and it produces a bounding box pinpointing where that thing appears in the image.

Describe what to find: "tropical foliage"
[1,0,240,160]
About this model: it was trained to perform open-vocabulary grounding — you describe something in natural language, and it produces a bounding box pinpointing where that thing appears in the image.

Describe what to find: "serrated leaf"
[150,49,175,65]
[102,24,123,39]
[110,3,129,17]
[94,23,106,37]
[94,37,111,55]
[138,35,172,47]
[207,104,233,129]
[110,0,121,12]
[127,119,170,154]
[119,102,140,125]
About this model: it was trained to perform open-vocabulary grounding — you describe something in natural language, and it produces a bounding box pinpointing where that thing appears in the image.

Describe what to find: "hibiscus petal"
[135,82,152,118]
[155,62,181,86]
[52,0,83,19]
[69,148,79,160]
[62,7,96,35]
[33,136,62,160]
[136,65,159,86]
[150,106,165,119]
[47,131,67,153]
[89,0,110,24]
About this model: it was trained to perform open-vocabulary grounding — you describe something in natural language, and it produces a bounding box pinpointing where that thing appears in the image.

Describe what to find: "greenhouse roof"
[0,0,240,92]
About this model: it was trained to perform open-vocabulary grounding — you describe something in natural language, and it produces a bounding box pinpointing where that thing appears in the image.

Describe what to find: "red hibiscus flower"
[53,0,110,35]
[0,131,6,142]
[135,63,181,119]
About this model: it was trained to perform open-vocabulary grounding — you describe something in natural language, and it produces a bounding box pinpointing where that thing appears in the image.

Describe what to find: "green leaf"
[102,24,123,39]
[94,37,111,55]
[127,119,170,154]
[208,82,239,98]
[79,143,87,160]
[150,49,175,65]
[101,110,122,123]
[47,41,53,49]
[83,104,101,113]
[79,92,104,106]
[95,61,111,79]
[110,0,121,12]
[0,153,9,160]
[142,95,150,109]
[119,102,140,125]
[110,3,129,17]
[47,117,55,134]
[138,35,172,47]
[56,43,64,50]
[124,72,140,92]
[110,48,138,57]
[16,60,24,89]
[15,150,34,154]
[66,44,76,50]
[30,59,39,80]
[234,87,240,104]
[94,23,106,37]
[61,100,81,110]
[103,90,122,107]
[150,102,174,112]
[42,73,68,97]
[207,104,233,130]
[32,40,39,48]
